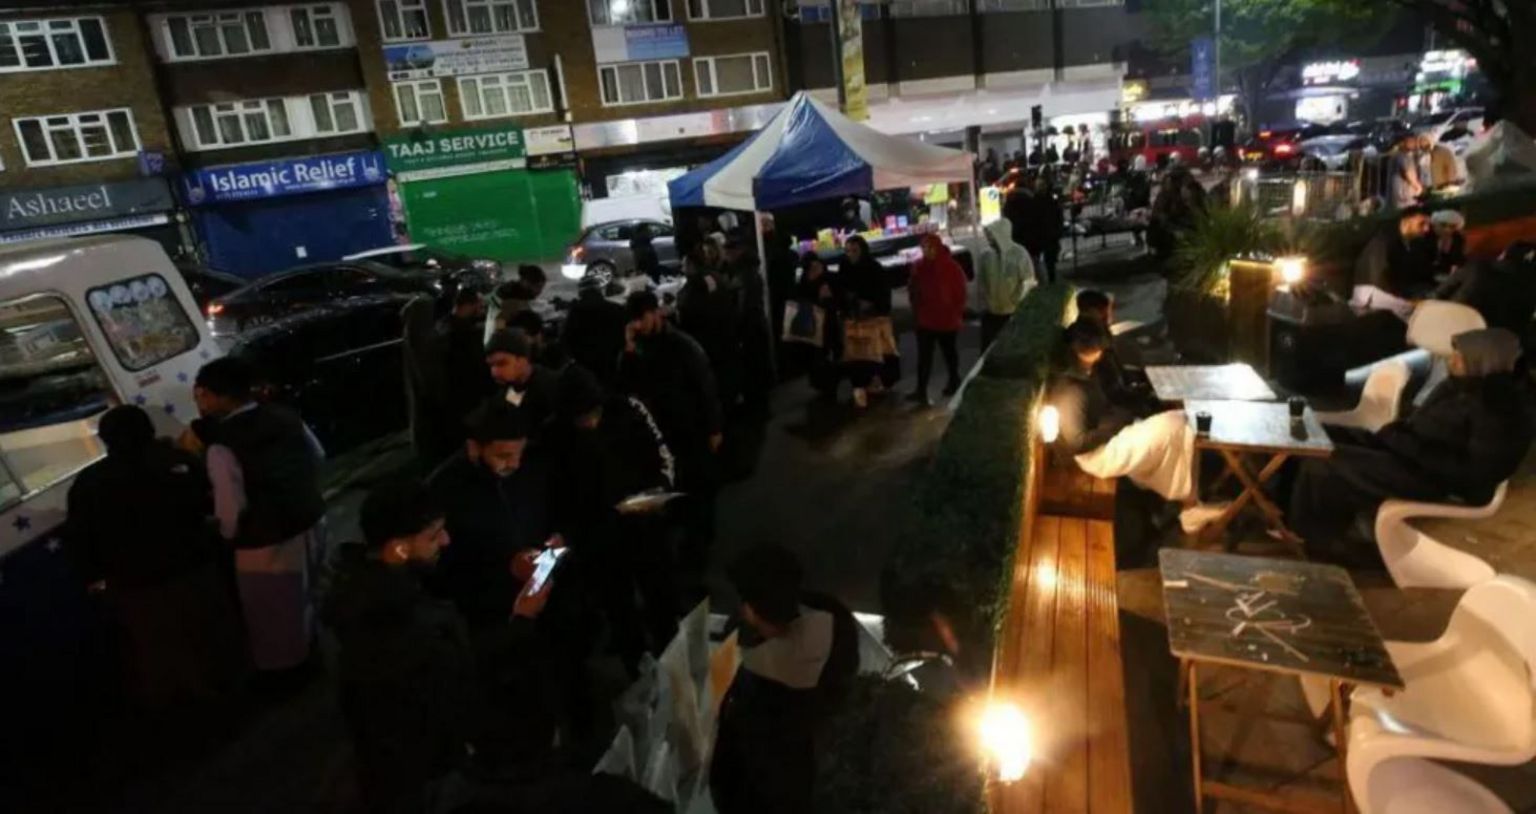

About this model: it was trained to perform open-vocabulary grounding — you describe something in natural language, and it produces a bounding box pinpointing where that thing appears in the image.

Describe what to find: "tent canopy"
[668,92,974,212]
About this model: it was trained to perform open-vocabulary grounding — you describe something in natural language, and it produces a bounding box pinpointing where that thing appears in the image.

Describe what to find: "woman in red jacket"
[908,233,969,404]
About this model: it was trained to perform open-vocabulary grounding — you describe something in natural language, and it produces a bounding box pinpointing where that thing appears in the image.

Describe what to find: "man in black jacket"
[485,328,559,433]
[326,479,553,814]
[437,288,493,453]
[1075,289,1158,416]
[620,291,723,587]
[1289,328,1535,562]
[65,405,240,706]
[546,365,678,674]
[427,402,548,630]
[194,357,325,676]
[561,276,630,385]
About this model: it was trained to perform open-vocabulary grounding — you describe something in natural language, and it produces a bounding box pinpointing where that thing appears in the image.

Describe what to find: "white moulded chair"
[1375,481,1507,589]
[1406,301,1486,408]
[1317,360,1412,432]
[1345,575,1536,814]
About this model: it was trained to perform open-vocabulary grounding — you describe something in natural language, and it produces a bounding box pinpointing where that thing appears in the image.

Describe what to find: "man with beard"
[426,402,548,630]
[546,365,678,675]
[620,291,722,593]
[485,328,559,434]
[326,479,555,813]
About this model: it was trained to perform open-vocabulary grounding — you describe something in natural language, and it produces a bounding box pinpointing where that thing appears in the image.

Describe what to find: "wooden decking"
[989,455,1132,814]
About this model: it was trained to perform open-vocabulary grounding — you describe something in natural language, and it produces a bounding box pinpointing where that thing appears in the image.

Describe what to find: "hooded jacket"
[909,236,969,333]
[977,217,1037,316]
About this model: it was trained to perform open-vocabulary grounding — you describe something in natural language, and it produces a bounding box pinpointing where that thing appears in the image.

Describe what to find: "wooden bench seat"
[989,443,1130,813]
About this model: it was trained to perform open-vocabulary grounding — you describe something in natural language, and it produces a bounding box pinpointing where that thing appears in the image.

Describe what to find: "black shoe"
[907,390,929,405]
[942,382,961,397]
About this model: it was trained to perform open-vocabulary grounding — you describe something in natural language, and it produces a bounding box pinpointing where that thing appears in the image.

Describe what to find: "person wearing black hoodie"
[560,276,630,386]
[325,479,554,814]
[1289,328,1536,562]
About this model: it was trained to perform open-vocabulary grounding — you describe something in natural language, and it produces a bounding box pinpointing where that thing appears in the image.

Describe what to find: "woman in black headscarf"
[1288,328,1535,564]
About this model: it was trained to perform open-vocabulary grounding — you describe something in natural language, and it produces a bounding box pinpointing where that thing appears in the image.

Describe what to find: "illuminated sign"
[1302,60,1361,86]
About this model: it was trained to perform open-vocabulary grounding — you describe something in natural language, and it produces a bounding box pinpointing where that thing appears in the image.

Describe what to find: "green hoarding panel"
[400,168,579,262]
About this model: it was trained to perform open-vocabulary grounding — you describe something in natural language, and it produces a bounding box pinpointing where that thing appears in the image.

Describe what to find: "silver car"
[565,219,679,283]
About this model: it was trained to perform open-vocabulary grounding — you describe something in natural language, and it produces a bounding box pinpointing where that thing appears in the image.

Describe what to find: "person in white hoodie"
[976,216,1037,350]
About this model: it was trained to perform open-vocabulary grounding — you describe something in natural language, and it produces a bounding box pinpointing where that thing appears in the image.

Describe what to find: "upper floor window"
[14,109,139,167]
[444,0,539,35]
[290,4,344,49]
[378,0,430,40]
[310,91,365,134]
[165,11,272,59]
[599,60,683,107]
[687,0,762,20]
[178,91,370,151]
[888,0,968,16]
[188,98,292,148]
[0,17,114,72]
[393,78,447,126]
[694,52,771,97]
[459,70,553,120]
[977,0,1049,9]
[589,0,671,26]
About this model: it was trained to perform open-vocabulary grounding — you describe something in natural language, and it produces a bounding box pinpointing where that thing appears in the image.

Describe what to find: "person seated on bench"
[1049,320,1218,527]
[1423,208,1468,280]
[1075,289,1159,416]
[1288,328,1535,563]
[1354,206,1436,308]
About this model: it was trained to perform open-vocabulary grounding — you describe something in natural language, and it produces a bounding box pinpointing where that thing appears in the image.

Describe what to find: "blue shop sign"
[181,151,387,206]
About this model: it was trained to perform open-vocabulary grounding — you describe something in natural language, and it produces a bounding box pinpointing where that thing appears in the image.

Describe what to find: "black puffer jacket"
[1375,374,1536,505]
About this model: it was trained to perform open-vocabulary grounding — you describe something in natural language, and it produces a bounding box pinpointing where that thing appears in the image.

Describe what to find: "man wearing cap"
[546,365,679,673]
[485,328,559,432]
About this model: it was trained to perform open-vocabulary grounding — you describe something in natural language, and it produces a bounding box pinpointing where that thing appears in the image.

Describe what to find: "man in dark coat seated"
[1289,328,1535,564]
[709,544,858,814]
[1433,241,1536,344]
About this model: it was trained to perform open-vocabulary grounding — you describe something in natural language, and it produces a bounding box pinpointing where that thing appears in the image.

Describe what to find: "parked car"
[1240,124,1334,167]
[564,219,681,283]
[228,293,410,455]
[205,259,448,337]
[1414,107,1485,144]
[174,261,249,309]
[343,243,502,289]
[1298,134,1376,170]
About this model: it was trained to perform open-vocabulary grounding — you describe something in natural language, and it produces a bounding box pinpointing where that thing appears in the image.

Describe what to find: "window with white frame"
[599,60,683,106]
[14,109,139,167]
[163,11,273,59]
[458,70,553,119]
[0,17,114,72]
[290,4,344,49]
[694,52,771,97]
[887,0,968,16]
[977,0,1050,9]
[686,0,762,20]
[444,0,539,35]
[186,98,292,149]
[310,91,366,134]
[394,79,447,125]
[378,0,430,40]
[589,0,671,26]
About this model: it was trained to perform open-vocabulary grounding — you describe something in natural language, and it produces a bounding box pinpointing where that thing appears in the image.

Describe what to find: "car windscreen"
[85,273,200,372]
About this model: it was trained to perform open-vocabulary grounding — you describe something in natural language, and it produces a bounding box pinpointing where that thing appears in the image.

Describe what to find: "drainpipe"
[553,53,572,123]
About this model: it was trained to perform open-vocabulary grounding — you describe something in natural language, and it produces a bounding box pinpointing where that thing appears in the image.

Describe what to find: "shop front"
[0,178,182,256]
[181,151,393,278]
[382,124,580,263]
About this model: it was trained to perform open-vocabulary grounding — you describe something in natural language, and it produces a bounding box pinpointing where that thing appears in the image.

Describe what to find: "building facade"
[0,6,181,251]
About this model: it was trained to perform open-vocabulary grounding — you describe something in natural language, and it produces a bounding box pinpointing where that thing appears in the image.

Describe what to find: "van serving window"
[85,273,199,372]
[0,293,111,508]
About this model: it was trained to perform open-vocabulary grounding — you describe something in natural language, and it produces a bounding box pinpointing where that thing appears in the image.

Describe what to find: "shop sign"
[524,124,574,157]
[382,124,526,180]
[591,23,688,65]
[0,213,171,244]
[1122,79,1149,104]
[1302,59,1361,86]
[1,178,173,232]
[180,151,386,205]
[384,35,528,81]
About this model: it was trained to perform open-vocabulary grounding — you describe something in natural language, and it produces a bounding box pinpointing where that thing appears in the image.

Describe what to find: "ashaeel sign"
[1,178,174,232]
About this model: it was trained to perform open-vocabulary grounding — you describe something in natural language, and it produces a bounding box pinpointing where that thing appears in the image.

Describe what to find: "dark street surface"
[37,238,1176,812]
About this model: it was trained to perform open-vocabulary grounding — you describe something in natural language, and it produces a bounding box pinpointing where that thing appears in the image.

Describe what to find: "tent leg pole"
[755,210,777,380]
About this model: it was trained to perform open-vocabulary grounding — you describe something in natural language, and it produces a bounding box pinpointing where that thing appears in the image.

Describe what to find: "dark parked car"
[174,262,248,309]
[1240,124,1335,167]
[206,259,455,337]
[229,293,410,455]
[343,243,502,289]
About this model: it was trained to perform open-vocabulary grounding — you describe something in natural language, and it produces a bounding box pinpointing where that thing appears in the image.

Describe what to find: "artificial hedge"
[880,283,1076,673]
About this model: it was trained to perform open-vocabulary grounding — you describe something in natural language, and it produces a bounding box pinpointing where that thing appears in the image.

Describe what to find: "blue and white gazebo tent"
[667,91,975,215]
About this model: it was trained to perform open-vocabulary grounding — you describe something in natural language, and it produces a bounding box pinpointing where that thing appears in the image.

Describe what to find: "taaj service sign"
[382,124,526,181]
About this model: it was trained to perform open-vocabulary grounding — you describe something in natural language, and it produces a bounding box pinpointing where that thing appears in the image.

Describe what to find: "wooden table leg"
[1189,661,1205,814]
[1201,451,1261,543]
[1330,680,1353,814]
[1177,659,1190,709]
